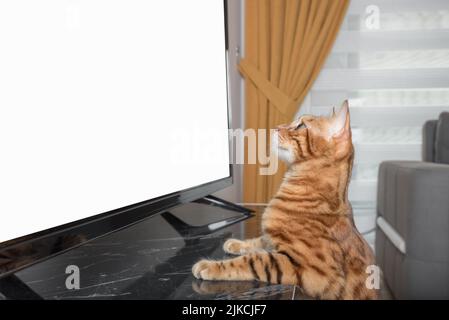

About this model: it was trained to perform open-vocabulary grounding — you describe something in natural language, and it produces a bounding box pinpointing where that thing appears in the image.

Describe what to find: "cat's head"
[273,101,353,164]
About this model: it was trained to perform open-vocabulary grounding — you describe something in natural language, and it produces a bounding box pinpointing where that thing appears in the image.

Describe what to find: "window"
[298,0,449,245]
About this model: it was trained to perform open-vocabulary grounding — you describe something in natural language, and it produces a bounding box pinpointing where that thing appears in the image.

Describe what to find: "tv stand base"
[161,195,254,238]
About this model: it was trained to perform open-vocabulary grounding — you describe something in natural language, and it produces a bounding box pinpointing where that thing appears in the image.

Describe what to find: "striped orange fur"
[192,101,378,300]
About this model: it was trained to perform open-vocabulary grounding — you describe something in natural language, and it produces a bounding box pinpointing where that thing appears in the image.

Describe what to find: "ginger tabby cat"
[192,101,378,300]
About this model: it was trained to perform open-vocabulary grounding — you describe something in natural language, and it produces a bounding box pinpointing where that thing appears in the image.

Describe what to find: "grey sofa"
[376,112,449,299]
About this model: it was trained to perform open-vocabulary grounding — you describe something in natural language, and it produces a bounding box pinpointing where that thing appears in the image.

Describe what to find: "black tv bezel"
[0,0,233,278]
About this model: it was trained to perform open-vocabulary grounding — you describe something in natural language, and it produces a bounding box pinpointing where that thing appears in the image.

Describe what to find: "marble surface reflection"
[2,203,305,300]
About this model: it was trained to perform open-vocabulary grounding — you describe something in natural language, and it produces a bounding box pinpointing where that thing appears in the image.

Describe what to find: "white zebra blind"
[299,0,449,203]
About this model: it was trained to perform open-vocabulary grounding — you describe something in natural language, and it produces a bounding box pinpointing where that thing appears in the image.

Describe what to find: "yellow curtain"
[239,0,349,204]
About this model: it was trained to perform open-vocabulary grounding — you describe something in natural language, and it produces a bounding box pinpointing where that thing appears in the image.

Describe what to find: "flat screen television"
[0,0,241,277]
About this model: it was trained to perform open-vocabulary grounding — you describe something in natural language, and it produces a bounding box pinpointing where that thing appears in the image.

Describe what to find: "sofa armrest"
[423,120,437,162]
[377,161,449,263]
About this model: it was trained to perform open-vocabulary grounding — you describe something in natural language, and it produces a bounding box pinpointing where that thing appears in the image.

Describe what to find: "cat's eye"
[295,122,306,130]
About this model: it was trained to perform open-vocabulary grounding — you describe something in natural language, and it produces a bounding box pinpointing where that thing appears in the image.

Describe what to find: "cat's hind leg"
[192,251,298,285]
[223,237,266,255]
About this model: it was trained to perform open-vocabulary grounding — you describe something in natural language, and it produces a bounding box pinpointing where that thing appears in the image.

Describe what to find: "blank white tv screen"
[0,0,230,243]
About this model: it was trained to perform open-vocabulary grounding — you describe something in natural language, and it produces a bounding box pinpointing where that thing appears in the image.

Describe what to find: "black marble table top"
[1,202,308,300]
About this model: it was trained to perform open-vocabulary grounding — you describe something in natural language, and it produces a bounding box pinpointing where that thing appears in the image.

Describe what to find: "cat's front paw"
[192,259,217,280]
[223,239,245,255]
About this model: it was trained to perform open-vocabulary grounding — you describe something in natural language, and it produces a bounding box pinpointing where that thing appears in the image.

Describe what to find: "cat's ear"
[329,100,351,139]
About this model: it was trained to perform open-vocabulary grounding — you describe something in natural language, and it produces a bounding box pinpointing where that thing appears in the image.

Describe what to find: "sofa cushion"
[435,112,449,164]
